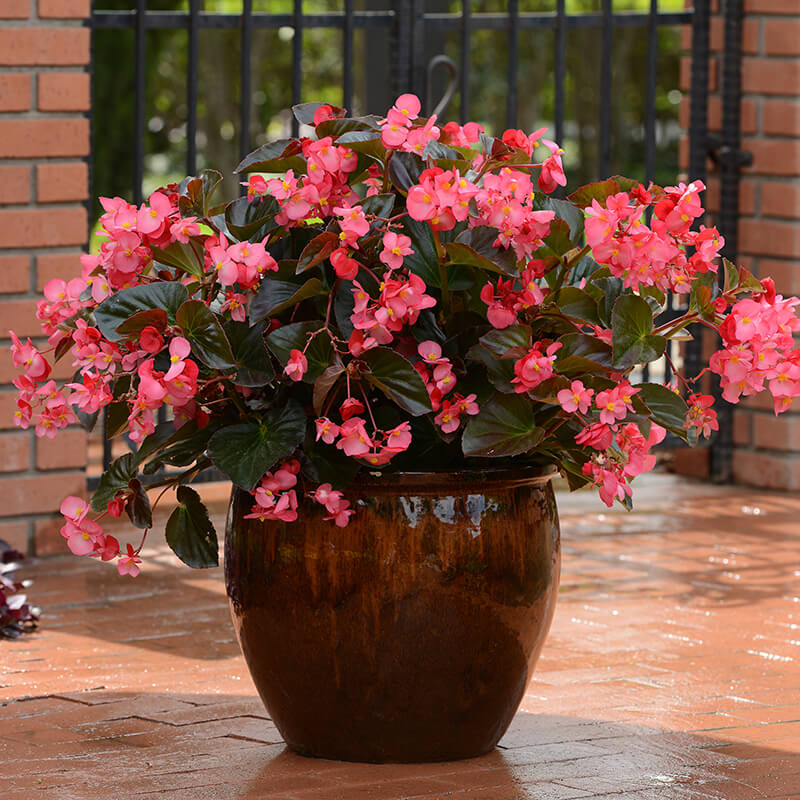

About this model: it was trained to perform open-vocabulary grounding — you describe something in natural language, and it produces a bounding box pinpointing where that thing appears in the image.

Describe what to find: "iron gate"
[87,0,747,486]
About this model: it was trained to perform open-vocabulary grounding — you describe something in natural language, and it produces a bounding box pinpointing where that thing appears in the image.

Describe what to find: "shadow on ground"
[2,691,797,800]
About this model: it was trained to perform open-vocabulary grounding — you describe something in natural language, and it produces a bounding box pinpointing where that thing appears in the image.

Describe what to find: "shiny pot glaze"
[224,466,561,763]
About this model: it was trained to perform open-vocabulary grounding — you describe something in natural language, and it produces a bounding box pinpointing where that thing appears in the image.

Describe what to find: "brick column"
[730,0,800,489]
[0,0,90,555]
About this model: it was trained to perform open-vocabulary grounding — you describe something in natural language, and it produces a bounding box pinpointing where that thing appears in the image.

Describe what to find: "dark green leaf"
[360,192,395,220]
[165,486,218,568]
[178,169,223,218]
[556,333,614,373]
[479,324,531,359]
[388,151,424,192]
[402,216,441,287]
[94,283,188,342]
[90,452,137,513]
[292,101,345,126]
[461,393,544,457]
[207,401,307,490]
[249,275,325,322]
[361,348,433,416]
[296,232,338,274]
[611,294,666,369]
[115,308,168,338]
[225,195,281,241]
[176,300,235,369]
[234,138,305,174]
[224,320,275,387]
[447,226,518,276]
[266,321,332,382]
[146,420,220,470]
[422,140,461,160]
[151,240,205,278]
[552,287,600,325]
[315,115,380,139]
[313,364,345,416]
[334,267,378,337]
[533,196,585,241]
[126,478,152,530]
[466,342,516,393]
[635,382,690,438]
[333,131,387,164]
[567,179,622,209]
[542,218,574,257]
[595,276,625,327]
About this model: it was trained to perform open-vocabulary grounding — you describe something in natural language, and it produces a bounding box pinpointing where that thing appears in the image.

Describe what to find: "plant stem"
[432,229,450,317]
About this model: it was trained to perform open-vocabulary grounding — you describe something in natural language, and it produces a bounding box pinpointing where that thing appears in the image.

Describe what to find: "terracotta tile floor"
[2,473,800,800]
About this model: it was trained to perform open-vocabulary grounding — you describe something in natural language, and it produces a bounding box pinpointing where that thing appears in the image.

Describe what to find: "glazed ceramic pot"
[224,466,561,763]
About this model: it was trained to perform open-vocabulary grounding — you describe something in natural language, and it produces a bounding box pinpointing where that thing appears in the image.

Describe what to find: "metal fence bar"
[506,0,519,129]
[644,0,658,185]
[554,0,566,144]
[91,10,693,32]
[685,0,710,387]
[240,0,253,161]
[186,0,198,175]
[342,0,354,112]
[459,0,470,123]
[291,0,303,137]
[132,0,146,205]
[598,0,613,178]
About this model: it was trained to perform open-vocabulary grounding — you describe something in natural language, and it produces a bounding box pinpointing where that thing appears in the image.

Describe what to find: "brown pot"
[224,466,561,763]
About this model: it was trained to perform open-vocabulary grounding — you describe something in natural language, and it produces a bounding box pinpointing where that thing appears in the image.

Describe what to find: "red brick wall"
[679,1,800,490]
[0,0,90,555]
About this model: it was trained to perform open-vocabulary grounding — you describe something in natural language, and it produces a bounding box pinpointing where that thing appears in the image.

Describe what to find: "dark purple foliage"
[1,540,38,638]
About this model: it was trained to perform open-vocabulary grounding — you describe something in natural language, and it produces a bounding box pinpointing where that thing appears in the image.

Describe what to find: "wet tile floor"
[2,473,800,800]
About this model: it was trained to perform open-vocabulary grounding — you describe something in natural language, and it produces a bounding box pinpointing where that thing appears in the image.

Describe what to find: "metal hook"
[426,55,458,118]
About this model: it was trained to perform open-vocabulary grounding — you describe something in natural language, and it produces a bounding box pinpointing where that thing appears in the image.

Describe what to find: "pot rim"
[349,463,557,493]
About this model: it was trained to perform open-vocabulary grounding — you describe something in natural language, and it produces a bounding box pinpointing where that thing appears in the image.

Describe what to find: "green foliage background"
[92,0,685,220]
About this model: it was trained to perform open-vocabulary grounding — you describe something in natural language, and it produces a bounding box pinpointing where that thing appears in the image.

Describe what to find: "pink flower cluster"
[501,128,567,194]
[244,460,301,523]
[315,415,412,467]
[413,341,458,413]
[585,183,724,293]
[349,274,436,354]
[313,484,354,527]
[710,284,800,412]
[379,94,442,155]
[206,233,278,289]
[512,342,562,393]
[480,261,548,329]
[581,423,666,507]
[59,496,141,577]
[250,135,360,227]
[434,394,480,434]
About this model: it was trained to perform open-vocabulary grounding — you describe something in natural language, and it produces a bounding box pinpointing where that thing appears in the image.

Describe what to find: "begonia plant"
[9,95,800,577]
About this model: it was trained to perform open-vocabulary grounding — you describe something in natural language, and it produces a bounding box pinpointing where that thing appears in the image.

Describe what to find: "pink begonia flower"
[284,350,308,382]
[243,175,268,201]
[164,337,191,381]
[9,332,51,382]
[512,343,561,393]
[117,544,142,577]
[93,534,120,562]
[221,292,248,322]
[336,417,372,457]
[379,232,413,270]
[315,417,339,445]
[685,393,719,439]
[339,397,365,420]
[594,383,639,425]
[417,340,445,365]
[537,140,567,194]
[170,217,201,243]
[557,381,594,415]
[330,248,359,280]
[137,191,173,236]
[575,422,614,451]
[140,325,164,355]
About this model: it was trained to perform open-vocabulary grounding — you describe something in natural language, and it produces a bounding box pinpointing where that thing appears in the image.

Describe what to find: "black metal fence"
[87,0,746,484]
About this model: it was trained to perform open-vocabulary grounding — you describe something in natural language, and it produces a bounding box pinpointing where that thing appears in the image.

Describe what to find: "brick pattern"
[679,3,800,491]
[0,4,89,555]
[4,476,800,798]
